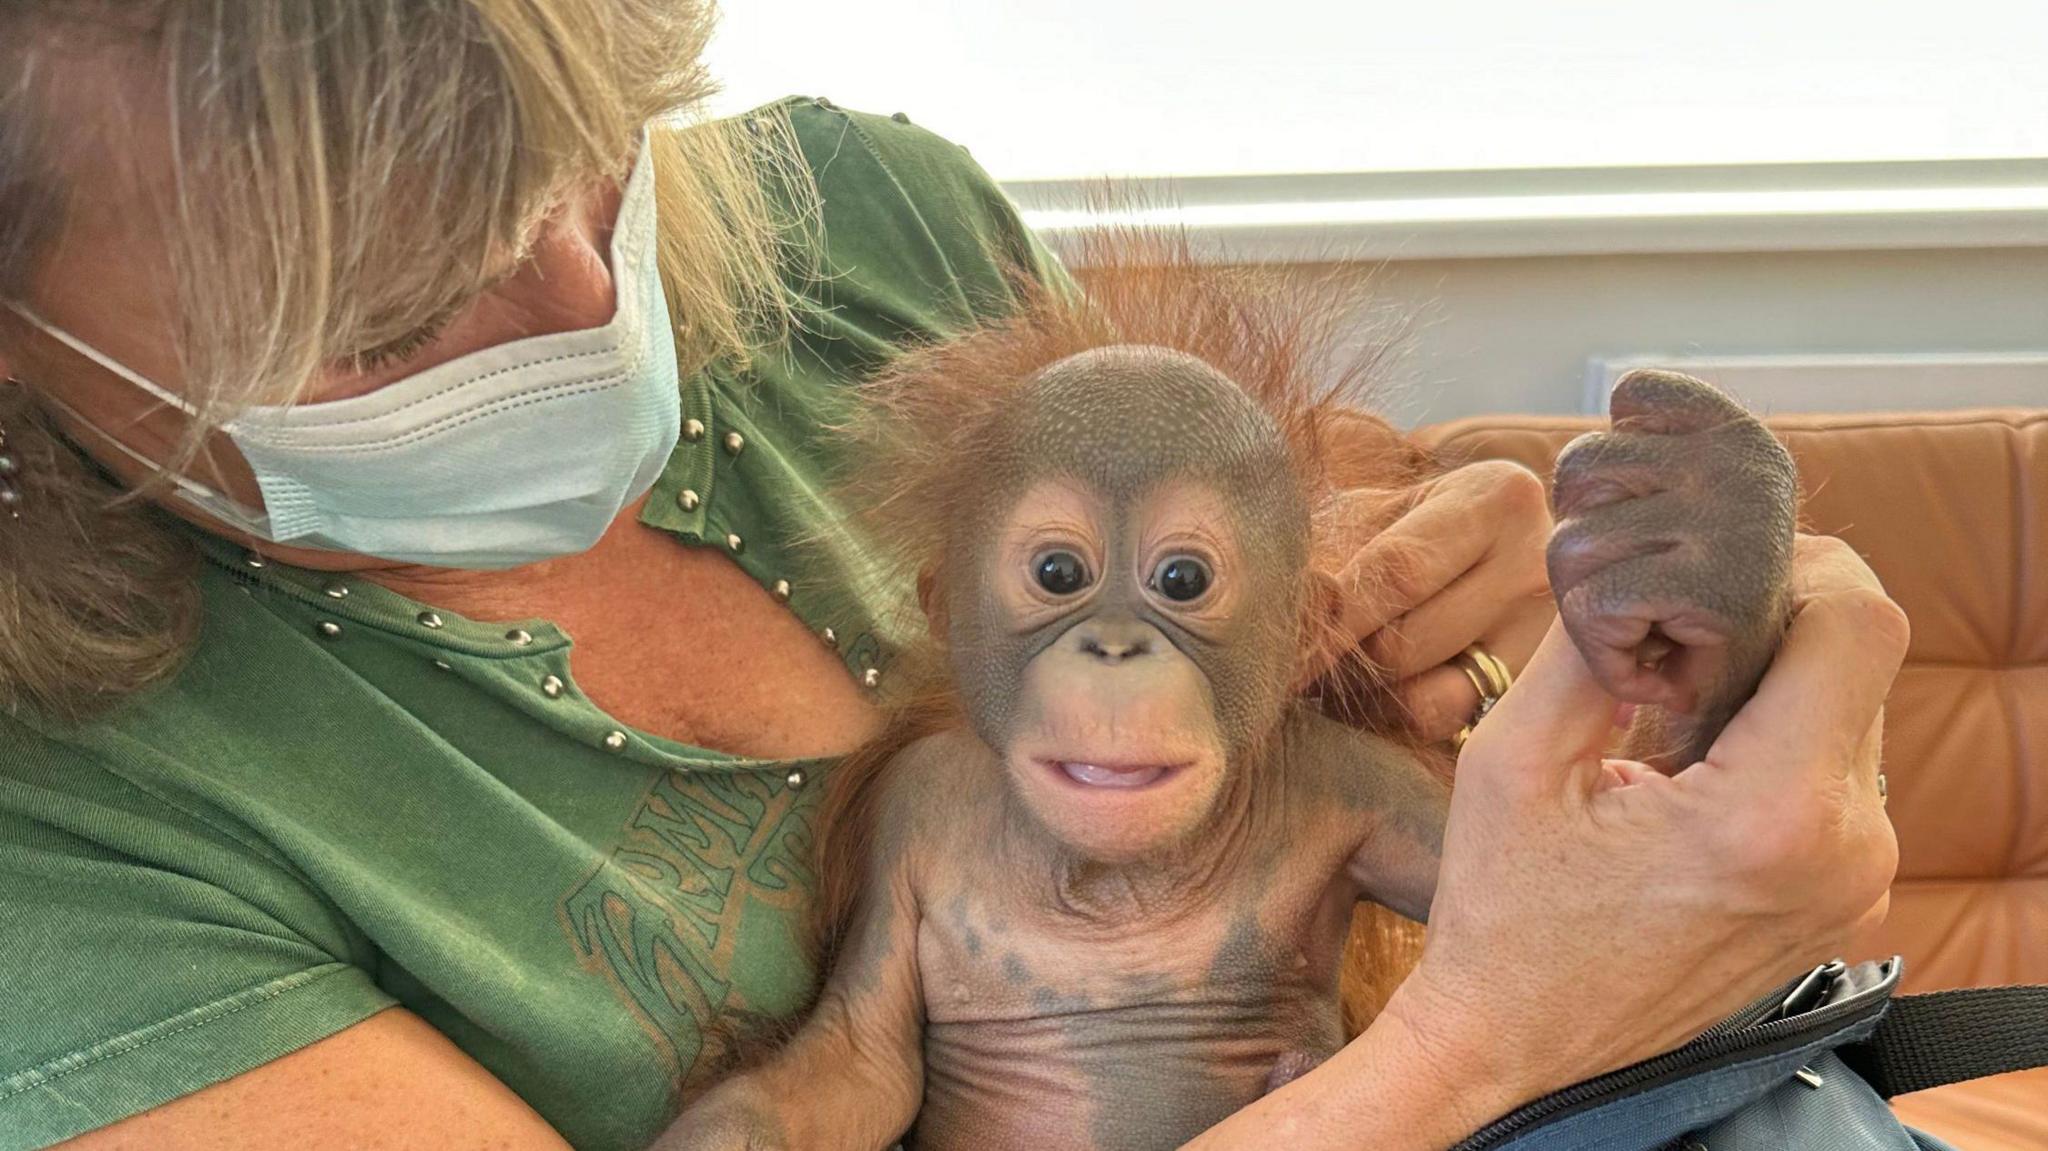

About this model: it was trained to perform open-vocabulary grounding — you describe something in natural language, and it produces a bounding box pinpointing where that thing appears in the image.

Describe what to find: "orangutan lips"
[1057,761,1173,789]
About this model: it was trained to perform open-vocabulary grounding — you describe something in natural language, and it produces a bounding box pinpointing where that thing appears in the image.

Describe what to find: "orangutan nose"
[1073,618,1155,664]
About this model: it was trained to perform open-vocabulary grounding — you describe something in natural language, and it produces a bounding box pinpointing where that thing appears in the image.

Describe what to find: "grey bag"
[1452,959,2048,1150]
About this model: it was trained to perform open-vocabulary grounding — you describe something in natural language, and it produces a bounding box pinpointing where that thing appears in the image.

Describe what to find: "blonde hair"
[0,1,803,719]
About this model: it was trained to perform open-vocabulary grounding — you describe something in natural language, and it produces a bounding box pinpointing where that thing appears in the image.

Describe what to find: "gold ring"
[1451,645,1514,751]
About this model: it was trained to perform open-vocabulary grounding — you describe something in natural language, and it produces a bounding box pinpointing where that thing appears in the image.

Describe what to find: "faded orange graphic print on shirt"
[559,767,819,1085]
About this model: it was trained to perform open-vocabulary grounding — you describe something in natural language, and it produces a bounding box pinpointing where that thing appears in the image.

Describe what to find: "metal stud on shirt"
[505,629,533,646]
[726,533,745,554]
[862,667,881,690]
[723,431,745,457]
[315,621,343,640]
[603,731,628,752]
[417,611,444,629]
[323,581,349,599]
[682,418,705,442]
[786,768,807,790]
[676,489,701,512]
[771,579,791,602]
[541,675,565,699]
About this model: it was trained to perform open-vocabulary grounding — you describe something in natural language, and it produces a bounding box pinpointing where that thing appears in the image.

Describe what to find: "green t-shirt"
[0,98,1063,1151]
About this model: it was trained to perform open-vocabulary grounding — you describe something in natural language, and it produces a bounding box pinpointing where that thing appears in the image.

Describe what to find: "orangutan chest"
[903,881,1350,1151]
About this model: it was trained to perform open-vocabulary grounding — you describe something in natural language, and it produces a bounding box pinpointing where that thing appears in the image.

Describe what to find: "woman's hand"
[1393,533,1904,1124]
[1189,535,1904,1149]
[1315,460,1557,741]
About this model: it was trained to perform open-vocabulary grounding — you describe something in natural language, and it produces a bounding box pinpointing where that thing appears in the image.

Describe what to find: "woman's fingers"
[1703,550,1909,793]
[1787,530,1889,600]
[1458,620,1620,797]
[1314,459,1551,737]
[1366,554,1550,678]
[1394,665,1484,742]
[1390,601,1554,740]
[1675,538,1904,936]
[1334,460,1550,646]
[1335,494,1492,643]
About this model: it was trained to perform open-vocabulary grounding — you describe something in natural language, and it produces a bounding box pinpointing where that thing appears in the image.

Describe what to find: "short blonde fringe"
[0,1,806,720]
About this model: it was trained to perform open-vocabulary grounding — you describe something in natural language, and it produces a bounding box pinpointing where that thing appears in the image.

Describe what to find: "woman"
[0,4,1900,1150]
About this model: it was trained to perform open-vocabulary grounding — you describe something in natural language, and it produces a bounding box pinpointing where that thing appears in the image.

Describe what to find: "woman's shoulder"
[0,565,382,878]
[771,95,1024,240]
[0,551,492,836]
[0,643,396,1147]
[741,96,1070,341]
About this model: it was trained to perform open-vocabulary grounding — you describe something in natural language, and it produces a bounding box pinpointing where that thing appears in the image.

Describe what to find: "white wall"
[1304,247,2048,427]
[704,1,2048,423]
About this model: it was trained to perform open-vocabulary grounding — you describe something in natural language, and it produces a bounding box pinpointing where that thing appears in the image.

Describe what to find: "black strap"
[1838,984,2048,1098]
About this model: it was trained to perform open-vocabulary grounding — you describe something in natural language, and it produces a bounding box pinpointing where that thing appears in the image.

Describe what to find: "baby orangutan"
[672,242,1798,1151]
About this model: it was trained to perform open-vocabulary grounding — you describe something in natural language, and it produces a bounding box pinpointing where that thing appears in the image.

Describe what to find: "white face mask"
[8,136,681,570]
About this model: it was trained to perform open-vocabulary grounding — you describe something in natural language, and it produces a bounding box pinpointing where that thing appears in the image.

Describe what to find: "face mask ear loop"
[33,386,280,538]
[3,302,205,416]
[0,303,301,539]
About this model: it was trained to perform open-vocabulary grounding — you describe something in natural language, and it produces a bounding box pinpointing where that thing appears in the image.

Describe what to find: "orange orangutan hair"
[813,226,1446,1033]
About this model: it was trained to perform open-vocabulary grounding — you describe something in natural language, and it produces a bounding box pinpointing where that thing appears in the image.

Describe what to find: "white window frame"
[1009,158,2048,264]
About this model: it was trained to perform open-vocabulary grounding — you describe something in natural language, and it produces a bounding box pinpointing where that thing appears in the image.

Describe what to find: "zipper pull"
[1770,959,1847,1023]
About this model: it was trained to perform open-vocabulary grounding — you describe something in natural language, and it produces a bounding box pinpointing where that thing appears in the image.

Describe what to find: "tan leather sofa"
[1412,407,2048,1151]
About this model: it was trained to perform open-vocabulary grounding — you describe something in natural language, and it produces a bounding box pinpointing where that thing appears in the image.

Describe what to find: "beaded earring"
[0,378,22,518]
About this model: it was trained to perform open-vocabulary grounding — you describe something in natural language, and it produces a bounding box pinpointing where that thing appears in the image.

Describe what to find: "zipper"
[1449,959,1898,1151]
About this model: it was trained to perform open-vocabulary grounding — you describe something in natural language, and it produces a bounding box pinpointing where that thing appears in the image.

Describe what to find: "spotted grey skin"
[1548,369,1800,769]
[946,345,1310,763]
[888,719,1380,1151]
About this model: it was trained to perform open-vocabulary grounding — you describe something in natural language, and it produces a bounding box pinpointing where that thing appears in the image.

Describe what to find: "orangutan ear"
[1293,567,1351,694]
[917,563,950,643]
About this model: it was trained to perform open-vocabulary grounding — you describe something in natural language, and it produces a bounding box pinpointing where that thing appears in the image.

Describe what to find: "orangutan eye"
[1033,550,1091,596]
[1152,555,1213,603]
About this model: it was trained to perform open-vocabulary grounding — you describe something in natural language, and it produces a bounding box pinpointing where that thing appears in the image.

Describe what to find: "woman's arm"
[1193,535,1905,1150]
[55,1009,575,1151]
[1184,986,1531,1150]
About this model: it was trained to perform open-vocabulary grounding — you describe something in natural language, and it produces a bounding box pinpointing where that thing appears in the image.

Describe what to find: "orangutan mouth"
[1051,760,1183,790]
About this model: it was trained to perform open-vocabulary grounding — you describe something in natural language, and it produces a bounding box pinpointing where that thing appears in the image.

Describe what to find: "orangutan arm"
[1280,710,1450,924]
[1340,758,1450,924]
